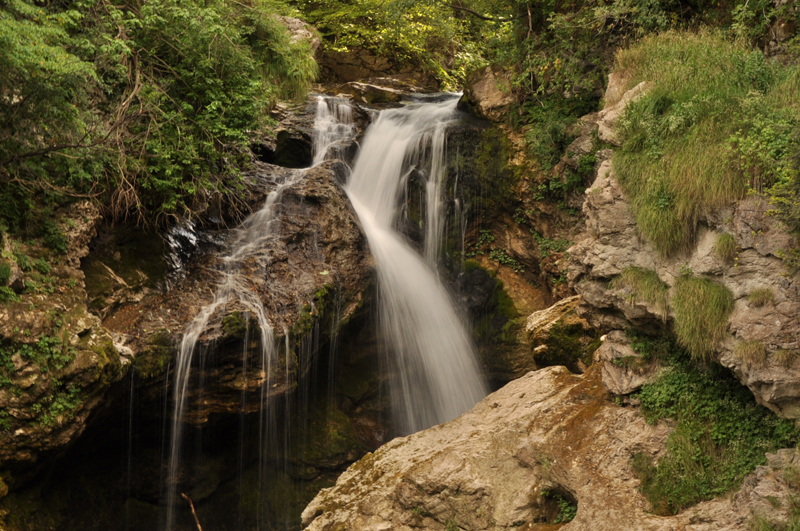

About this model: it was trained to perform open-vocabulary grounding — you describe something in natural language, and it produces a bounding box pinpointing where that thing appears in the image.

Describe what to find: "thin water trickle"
[345,95,488,434]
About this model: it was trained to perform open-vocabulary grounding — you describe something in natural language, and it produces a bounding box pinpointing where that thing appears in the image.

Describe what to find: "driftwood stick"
[181,493,204,531]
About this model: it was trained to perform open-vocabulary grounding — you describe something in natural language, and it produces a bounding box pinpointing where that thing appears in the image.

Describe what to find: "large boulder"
[458,65,515,122]
[302,365,792,530]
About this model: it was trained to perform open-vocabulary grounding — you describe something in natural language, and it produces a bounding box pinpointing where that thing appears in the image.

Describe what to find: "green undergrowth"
[610,266,669,318]
[671,274,734,362]
[614,31,800,256]
[629,333,800,515]
[0,337,75,386]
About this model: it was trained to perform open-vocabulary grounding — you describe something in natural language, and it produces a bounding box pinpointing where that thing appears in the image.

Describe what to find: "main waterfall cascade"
[163,94,487,530]
[345,96,488,433]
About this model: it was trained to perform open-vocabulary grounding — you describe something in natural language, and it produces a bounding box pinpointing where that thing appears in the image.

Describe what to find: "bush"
[0,262,10,285]
[0,0,319,228]
[671,275,734,361]
[634,338,800,515]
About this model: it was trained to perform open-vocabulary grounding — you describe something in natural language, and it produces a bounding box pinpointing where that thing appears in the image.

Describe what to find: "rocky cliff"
[567,77,800,419]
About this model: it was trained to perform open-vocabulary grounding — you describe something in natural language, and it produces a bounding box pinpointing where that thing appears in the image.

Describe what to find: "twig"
[448,3,524,22]
[181,493,204,531]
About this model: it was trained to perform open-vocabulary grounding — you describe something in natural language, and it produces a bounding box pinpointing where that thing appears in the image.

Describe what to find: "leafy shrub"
[0,0,319,228]
[748,288,776,307]
[670,275,734,361]
[633,338,800,515]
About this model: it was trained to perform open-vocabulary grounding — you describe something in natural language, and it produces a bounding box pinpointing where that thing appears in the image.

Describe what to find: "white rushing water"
[346,96,488,434]
[164,94,487,529]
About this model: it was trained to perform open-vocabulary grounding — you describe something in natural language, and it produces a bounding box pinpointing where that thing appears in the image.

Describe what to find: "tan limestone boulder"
[302,365,791,531]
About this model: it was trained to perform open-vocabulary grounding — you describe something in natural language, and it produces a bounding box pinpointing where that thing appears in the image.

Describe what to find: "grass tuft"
[774,350,797,367]
[713,233,737,263]
[671,275,734,361]
[610,266,669,318]
[734,340,767,367]
[748,288,776,307]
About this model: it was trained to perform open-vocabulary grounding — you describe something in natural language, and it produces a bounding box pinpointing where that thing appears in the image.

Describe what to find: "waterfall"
[346,96,488,434]
[163,93,486,530]
[312,96,356,165]
[164,96,355,531]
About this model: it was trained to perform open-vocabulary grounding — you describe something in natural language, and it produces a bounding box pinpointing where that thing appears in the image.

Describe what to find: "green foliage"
[670,274,734,361]
[0,336,74,386]
[633,338,800,515]
[541,490,577,524]
[530,231,572,258]
[614,31,800,256]
[31,381,82,426]
[609,266,669,317]
[298,0,486,88]
[0,0,318,230]
[0,262,10,285]
[748,288,776,307]
[488,248,524,273]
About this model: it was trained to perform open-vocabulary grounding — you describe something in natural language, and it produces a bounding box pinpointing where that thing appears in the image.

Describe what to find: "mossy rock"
[133,330,174,379]
[222,311,249,340]
[534,319,600,373]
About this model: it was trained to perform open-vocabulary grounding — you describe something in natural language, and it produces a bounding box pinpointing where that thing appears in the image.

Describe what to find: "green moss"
[222,311,249,339]
[133,330,174,379]
[534,319,597,372]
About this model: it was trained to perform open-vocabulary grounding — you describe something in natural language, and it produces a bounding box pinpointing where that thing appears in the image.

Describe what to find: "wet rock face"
[105,160,371,424]
[568,77,800,417]
[302,365,791,531]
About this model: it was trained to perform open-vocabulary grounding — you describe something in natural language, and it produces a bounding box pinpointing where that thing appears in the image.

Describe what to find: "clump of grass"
[748,288,776,307]
[671,275,734,361]
[633,337,800,515]
[734,340,767,367]
[612,31,799,256]
[774,350,797,367]
[610,266,669,318]
[713,233,737,263]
